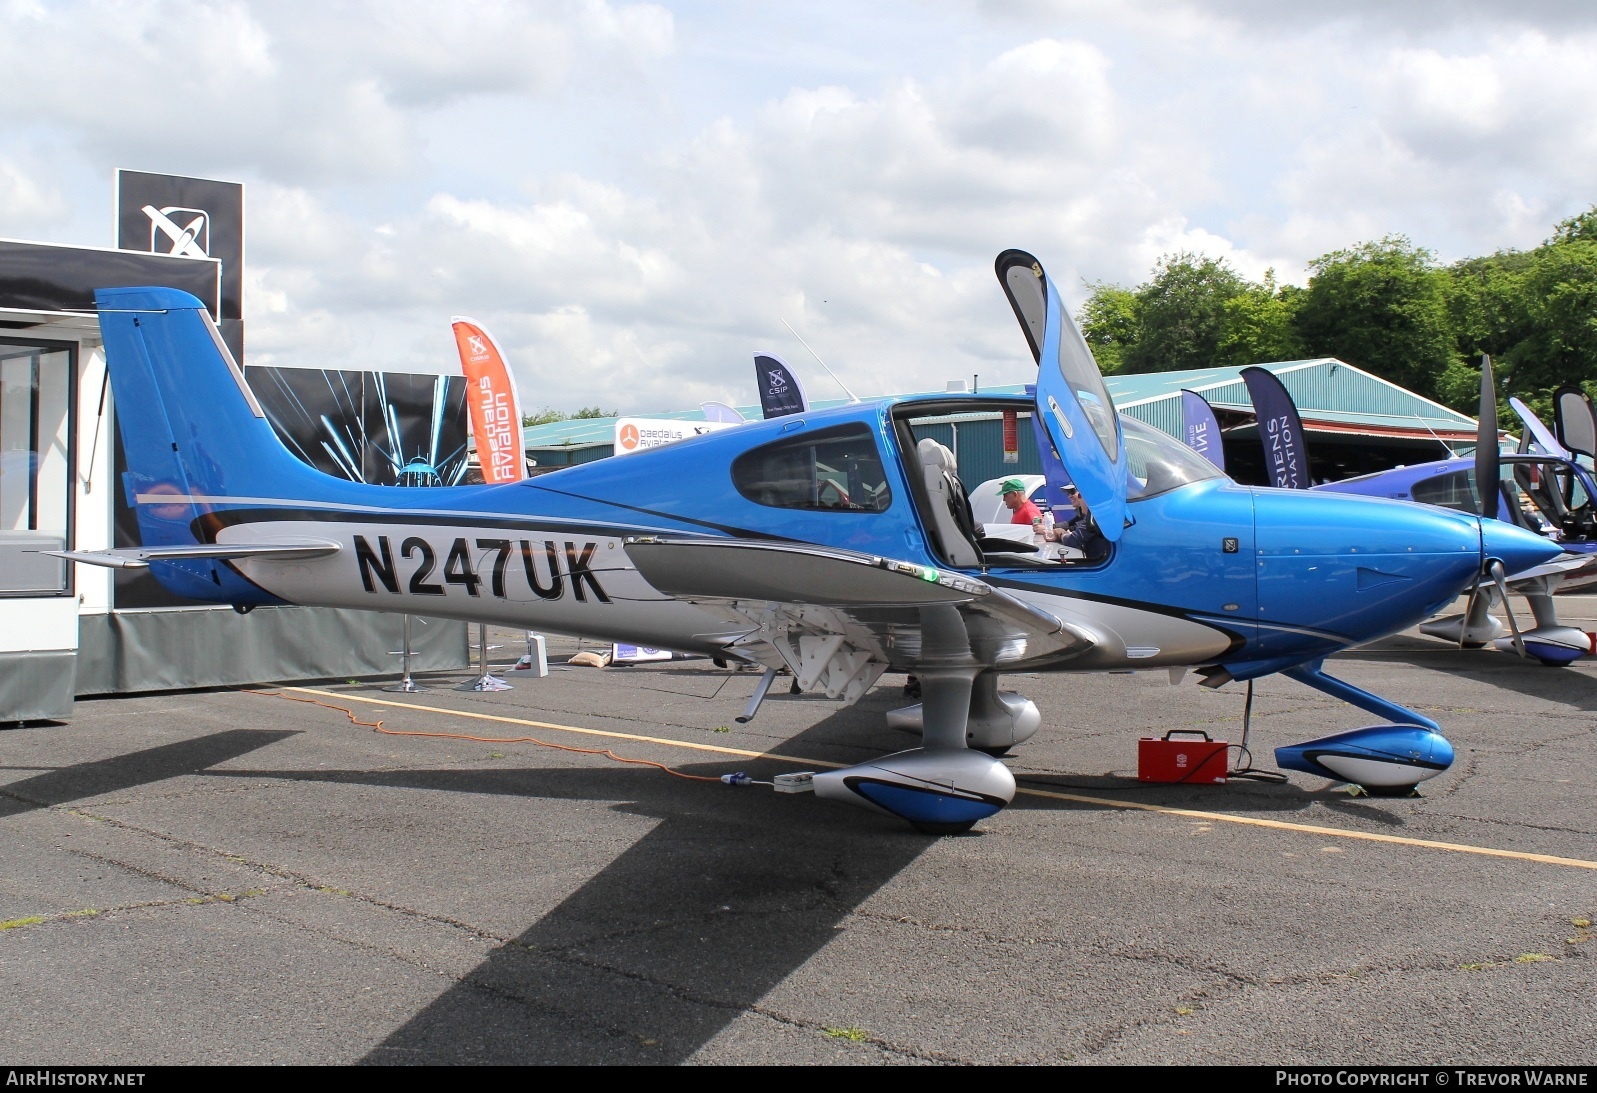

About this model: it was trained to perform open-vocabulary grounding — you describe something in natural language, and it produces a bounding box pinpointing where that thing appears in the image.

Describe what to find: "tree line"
[1077,207,1597,425]
[522,405,619,427]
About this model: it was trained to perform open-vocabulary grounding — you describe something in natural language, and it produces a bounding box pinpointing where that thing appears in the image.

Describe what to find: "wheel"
[973,745,1012,758]
[911,819,979,836]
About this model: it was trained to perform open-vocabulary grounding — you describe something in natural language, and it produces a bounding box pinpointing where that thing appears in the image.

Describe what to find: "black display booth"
[0,171,466,721]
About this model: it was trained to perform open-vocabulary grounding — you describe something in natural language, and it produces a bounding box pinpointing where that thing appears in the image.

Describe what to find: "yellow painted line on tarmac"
[284,686,849,768]
[1015,786,1597,870]
[284,686,1597,872]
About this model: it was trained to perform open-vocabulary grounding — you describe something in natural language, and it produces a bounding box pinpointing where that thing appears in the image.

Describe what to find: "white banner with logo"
[613,417,736,456]
[611,643,674,663]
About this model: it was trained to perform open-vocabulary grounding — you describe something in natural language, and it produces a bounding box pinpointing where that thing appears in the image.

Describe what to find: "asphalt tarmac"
[3,605,1596,1066]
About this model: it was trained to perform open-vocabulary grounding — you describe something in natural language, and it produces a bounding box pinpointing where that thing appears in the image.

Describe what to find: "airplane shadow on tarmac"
[207,701,940,1064]
[201,682,1422,1062]
[0,692,1426,1061]
[1006,772,1412,827]
[1341,636,1597,713]
[0,728,298,820]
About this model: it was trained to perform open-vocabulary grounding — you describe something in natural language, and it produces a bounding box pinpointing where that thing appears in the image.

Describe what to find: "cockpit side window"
[732,424,892,513]
[1411,469,1476,514]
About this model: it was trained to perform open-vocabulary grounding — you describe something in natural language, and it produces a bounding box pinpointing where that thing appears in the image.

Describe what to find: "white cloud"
[2,0,1594,411]
[230,35,1194,409]
[0,153,70,237]
[0,0,673,183]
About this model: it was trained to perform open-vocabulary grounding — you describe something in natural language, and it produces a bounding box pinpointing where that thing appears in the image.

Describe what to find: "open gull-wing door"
[1554,385,1597,462]
[995,249,1129,541]
[1511,397,1569,458]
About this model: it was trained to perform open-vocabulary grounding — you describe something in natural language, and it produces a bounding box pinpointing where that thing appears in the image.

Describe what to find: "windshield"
[1122,416,1227,500]
[1056,316,1120,464]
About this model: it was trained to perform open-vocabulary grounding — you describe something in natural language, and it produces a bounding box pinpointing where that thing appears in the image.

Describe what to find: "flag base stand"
[457,624,512,692]
[384,614,428,693]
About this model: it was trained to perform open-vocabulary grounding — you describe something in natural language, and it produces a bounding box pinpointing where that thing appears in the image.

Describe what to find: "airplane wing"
[45,539,341,570]
[625,536,1098,703]
[1506,551,1596,586]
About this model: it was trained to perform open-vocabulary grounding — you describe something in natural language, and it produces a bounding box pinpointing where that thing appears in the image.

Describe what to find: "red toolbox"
[1138,730,1228,784]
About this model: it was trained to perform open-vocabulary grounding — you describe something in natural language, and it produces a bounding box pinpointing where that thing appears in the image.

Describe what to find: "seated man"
[999,477,1042,527]
[1046,485,1109,562]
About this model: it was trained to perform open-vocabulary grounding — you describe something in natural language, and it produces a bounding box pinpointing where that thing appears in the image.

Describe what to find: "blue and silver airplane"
[59,250,1559,832]
[1317,395,1597,664]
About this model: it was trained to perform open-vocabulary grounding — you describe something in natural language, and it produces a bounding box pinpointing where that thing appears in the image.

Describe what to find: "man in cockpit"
[1047,485,1108,562]
[999,477,1042,526]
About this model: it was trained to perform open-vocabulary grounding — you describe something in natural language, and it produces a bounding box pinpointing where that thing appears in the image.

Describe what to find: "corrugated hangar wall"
[909,417,1044,488]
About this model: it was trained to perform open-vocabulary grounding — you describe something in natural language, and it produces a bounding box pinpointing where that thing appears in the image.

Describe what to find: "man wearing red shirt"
[999,477,1042,527]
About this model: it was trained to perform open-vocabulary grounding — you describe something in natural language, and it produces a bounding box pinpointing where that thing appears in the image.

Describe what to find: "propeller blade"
[1475,354,1499,519]
[1488,559,1527,658]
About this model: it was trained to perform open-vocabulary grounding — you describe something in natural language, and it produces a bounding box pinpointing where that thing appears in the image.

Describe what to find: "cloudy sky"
[1,0,1592,412]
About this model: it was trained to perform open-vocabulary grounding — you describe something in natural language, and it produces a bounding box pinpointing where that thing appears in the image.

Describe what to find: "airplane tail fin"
[95,286,330,553]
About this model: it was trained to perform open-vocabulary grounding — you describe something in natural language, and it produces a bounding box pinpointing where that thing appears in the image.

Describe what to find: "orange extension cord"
[244,689,721,783]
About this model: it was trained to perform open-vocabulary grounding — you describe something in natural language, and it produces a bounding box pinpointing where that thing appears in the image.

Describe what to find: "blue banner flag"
[755,353,808,419]
[1241,366,1309,489]
[1179,389,1226,471]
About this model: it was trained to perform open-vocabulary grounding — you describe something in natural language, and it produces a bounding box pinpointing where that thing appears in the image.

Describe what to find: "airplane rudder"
[96,287,308,499]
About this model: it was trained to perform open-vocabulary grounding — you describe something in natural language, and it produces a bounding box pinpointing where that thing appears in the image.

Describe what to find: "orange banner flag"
[451,317,526,484]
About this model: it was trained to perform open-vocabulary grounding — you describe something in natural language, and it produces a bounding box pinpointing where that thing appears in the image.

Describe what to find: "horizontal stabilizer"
[46,540,341,570]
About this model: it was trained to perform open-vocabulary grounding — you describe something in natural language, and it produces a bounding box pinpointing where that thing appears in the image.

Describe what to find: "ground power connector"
[774,772,815,794]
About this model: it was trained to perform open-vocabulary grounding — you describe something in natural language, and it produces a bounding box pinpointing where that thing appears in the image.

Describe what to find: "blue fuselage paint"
[96,289,1561,676]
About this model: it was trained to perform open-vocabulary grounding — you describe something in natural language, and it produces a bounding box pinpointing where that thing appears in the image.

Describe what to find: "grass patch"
[0,916,46,930]
[823,1026,869,1042]
[1515,953,1555,964]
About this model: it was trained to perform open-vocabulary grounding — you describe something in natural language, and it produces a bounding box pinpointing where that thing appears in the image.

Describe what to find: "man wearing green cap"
[999,477,1042,528]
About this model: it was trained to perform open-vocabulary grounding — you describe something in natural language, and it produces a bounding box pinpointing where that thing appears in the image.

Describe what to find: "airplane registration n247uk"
[66,251,1558,834]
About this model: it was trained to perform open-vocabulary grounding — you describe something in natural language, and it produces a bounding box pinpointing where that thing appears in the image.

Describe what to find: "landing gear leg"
[813,664,1017,834]
[884,670,1041,755]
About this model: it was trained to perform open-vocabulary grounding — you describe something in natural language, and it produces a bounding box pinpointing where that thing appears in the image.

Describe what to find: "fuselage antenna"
[782,318,861,404]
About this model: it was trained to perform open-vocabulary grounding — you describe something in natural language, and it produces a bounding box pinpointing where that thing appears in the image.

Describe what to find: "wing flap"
[625,537,1096,678]
[625,536,990,605]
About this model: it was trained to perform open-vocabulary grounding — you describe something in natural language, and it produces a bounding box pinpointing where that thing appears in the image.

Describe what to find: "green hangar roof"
[1102,359,1477,442]
[518,358,1478,473]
